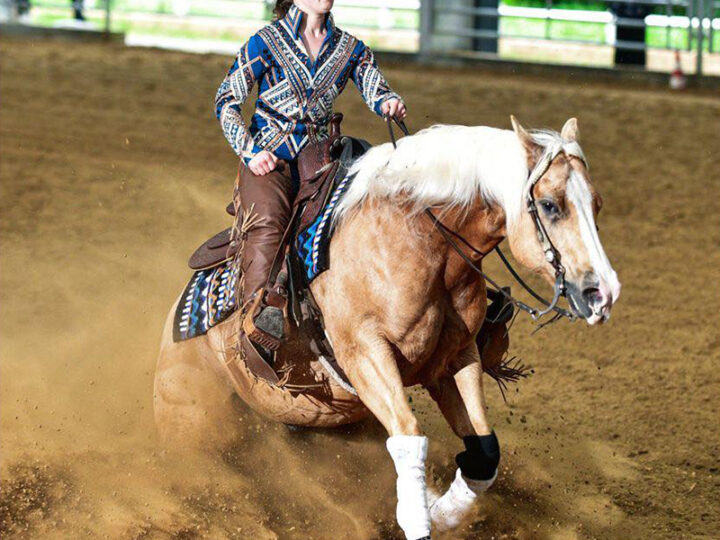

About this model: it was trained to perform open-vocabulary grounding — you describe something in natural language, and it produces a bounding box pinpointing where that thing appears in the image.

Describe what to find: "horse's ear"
[561,117,579,142]
[510,115,541,168]
[510,115,530,144]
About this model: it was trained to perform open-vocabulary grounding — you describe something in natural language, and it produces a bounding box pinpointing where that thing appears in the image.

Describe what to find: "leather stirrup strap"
[265,205,301,291]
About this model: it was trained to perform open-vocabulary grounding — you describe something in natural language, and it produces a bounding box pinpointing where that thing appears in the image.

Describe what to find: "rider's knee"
[455,430,500,481]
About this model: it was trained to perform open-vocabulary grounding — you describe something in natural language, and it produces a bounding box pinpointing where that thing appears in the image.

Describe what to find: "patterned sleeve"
[214,34,268,158]
[351,41,402,116]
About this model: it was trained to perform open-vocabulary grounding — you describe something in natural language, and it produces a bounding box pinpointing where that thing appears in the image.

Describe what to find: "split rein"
[383,116,576,326]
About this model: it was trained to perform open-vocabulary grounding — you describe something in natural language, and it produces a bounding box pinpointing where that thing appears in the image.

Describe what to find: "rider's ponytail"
[273,0,294,20]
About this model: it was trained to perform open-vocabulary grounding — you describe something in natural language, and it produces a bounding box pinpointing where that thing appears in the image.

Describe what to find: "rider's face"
[294,0,334,16]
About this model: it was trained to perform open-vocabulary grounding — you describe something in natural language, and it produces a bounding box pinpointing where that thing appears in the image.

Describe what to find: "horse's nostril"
[582,287,602,305]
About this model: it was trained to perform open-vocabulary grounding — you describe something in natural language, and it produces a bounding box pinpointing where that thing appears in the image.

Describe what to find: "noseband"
[385,118,587,325]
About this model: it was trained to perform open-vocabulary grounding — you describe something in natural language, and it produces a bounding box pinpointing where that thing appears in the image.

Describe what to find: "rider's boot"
[243,278,288,352]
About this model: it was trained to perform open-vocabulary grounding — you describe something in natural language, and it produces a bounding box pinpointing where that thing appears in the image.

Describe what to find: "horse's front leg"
[334,323,431,540]
[425,343,500,532]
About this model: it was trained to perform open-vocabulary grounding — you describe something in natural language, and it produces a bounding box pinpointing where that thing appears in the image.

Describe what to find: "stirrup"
[243,289,284,351]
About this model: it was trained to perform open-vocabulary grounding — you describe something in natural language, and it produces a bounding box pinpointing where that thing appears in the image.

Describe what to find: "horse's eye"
[540,200,559,216]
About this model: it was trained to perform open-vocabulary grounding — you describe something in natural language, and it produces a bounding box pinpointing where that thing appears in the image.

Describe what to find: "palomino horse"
[154,117,621,539]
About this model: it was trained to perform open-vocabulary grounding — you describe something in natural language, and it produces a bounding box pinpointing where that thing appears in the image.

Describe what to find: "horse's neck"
[338,197,506,292]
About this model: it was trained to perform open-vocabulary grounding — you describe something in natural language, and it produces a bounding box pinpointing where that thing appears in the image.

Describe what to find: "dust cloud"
[1,37,719,538]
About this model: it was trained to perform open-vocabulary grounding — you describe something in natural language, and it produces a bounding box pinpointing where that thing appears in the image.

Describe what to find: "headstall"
[521,139,588,321]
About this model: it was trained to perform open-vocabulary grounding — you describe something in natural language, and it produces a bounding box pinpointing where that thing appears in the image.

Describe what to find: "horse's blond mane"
[333,124,541,226]
[332,124,582,229]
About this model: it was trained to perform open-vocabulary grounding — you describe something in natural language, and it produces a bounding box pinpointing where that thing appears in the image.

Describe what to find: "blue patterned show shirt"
[214,4,402,162]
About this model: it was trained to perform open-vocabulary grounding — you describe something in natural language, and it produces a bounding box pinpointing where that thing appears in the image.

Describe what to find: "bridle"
[384,117,588,325]
[519,138,588,320]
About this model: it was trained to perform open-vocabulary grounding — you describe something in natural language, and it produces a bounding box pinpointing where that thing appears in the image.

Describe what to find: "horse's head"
[506,116,621,325]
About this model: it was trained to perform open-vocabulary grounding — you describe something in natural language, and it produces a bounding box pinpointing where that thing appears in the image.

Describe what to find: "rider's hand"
[381,98,407,121]
[248,150,278,176]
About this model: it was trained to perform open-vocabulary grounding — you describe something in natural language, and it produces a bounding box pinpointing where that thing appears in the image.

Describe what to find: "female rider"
[215,0,406,358]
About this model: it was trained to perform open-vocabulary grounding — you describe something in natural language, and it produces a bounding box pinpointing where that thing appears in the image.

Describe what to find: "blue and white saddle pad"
[295,169,355,282]
[173,260,239,342]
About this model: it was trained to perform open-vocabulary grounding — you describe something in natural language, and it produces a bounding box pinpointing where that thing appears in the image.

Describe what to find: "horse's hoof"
[284,424,306,433]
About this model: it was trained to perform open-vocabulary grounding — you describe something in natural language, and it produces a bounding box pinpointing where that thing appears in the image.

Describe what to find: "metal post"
[545,0,552,40]
[419,0,435,55]
[706,0,714,53]
[612,2,650,66]
[665,0,671,48]
[105,0,111,35]
[472,0,499,53]
[696,0,704,75]
[687,0,694,50]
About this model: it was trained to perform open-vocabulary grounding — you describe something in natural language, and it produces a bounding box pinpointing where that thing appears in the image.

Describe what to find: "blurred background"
[1,0,719,75]
[1,1,719,539]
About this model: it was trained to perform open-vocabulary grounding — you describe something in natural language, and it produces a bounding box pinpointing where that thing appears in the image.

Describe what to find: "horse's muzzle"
[566,272,617,325]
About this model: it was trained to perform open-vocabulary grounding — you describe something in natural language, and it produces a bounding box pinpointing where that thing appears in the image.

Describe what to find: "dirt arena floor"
[1,36,719,539]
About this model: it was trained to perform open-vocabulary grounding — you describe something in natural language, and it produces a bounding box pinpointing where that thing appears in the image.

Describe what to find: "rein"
[383,116,578,324]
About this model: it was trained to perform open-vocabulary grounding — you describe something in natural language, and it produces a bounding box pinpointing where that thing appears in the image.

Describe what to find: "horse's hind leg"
[154,305,238,449]
[334,325,431,540]
[425,344,499,532]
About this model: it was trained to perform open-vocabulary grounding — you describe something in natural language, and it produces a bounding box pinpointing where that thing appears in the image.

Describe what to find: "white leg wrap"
[386,435,431,540]
[430,468,497,532]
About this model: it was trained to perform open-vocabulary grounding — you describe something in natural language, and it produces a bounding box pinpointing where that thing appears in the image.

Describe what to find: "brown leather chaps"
[235,160,295,305]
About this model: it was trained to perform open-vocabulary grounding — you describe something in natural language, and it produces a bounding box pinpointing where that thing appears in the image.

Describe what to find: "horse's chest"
[394,297,483,369]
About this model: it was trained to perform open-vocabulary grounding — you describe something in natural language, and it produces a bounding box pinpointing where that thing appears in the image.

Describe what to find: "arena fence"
[2,1,417,35]
[2,0,718,76]
[0,0,419,52]
[420,0,719,76]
